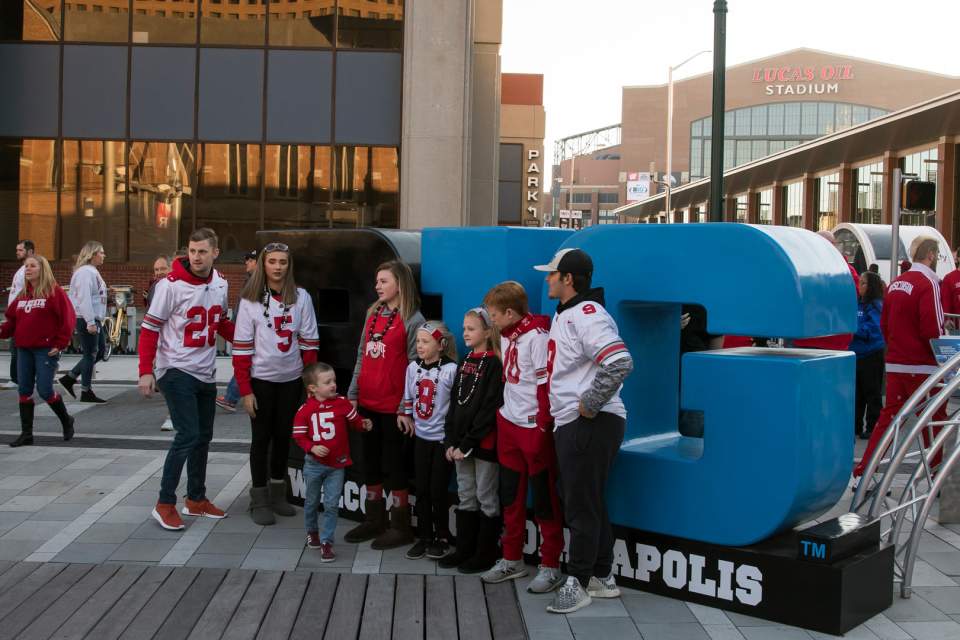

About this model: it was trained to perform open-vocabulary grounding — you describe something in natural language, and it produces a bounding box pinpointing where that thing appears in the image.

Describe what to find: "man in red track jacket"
[854,237,945,477]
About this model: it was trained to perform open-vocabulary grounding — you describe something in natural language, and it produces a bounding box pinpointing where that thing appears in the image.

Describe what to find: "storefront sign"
[752,64,853,96]
[627,172,651,202]
[526,148,541,219]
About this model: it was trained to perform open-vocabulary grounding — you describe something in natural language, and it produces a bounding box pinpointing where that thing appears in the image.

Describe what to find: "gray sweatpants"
[455,457,500,517]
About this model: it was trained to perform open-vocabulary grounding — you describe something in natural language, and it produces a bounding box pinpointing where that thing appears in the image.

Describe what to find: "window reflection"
[331,145,398,228]
[201,0,264,46]
[817,172,839,231]
[735,195,748,223]
[0,139,59,258]
[268,0,334,46]
[783,181,803,228]
[194,143,262,260]
[337,0,402,49]
[856,161,883,224]
[10,1,63,41]
[128,142,194,262]
[264,144,332,227]
[65,0,128,42]
[60,140,127,261]
[133,0,197,44]
[757,189,772,224]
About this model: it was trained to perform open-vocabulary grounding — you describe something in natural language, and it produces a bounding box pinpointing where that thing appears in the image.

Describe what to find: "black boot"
[11,403,34,447]
[48,397,74,441]
[344,498,387,543]
[269,479,296,517]
[371,505,415,550]
[80,389,107,404]
[58,374,77,399]
[439,510,480,568]
[459,512,501,574]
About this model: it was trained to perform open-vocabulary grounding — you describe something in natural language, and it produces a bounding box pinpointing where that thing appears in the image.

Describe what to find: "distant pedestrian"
[851,271,885,439]
[217,249,258,412]
[60,241,109,404]
[144,254,171,311]
[3,240,35,390]
[0,256,76,446]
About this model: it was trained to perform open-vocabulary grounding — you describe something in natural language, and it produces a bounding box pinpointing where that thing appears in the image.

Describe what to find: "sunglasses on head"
[263,242,289,253]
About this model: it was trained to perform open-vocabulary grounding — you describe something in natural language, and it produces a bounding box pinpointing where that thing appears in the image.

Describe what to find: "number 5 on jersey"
[310,412,336,441]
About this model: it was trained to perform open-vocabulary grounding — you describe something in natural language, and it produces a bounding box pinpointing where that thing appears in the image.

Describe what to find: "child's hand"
[397,415,415,437]
[361,418,373,432]
[445,446,455,461]
[310,445,329,457]
[452,448,466,461]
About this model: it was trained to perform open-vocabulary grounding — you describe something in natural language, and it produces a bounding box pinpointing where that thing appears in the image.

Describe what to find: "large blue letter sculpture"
[422,224,856,546]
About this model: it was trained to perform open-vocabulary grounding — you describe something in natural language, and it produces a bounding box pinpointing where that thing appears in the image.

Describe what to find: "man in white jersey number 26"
[138,228,235,531]
[535,248,634,614]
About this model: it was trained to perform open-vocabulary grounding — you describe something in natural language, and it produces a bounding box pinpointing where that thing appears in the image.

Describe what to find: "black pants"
[360,409,412,491]
[249,378,302,487]
[554,411,625,588]
[414,436,452,540]
[855,350,884,436]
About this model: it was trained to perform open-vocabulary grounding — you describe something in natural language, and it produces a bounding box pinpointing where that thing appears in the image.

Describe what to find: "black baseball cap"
[243,250,258,262]
[534,248,593,275]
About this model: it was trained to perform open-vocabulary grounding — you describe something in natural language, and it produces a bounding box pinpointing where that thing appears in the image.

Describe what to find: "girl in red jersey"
[345,260,425,549]
[1,256,76,447]
[233,243,319,525]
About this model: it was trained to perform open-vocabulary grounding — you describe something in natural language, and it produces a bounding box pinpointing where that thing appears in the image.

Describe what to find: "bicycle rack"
[850,350,960,597]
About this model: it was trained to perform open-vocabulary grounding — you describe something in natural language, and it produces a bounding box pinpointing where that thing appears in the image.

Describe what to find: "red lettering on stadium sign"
[751,65,854,83]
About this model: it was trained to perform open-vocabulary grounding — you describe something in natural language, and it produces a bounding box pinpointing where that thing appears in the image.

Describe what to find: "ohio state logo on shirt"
[17,299,47,313]
[416,379,437,419]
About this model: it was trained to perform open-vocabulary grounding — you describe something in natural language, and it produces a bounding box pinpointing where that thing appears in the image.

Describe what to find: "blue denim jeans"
[17,347,59,401]
[224,376,240,404]
[303,457,345,543]
[70,318,105,389]
[157,368,217,505]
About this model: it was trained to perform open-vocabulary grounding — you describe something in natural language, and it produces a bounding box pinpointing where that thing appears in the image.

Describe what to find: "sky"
[501,0,960,183]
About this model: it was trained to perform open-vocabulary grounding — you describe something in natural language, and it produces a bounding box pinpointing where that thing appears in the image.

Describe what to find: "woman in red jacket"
[0,256,76,447]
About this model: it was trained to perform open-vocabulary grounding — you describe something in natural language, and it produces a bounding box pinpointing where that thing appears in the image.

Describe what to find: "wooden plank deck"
[0,563,527,640]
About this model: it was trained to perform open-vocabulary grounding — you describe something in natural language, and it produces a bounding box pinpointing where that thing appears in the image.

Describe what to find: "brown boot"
[371,505,415,550]
[344,498,387,543]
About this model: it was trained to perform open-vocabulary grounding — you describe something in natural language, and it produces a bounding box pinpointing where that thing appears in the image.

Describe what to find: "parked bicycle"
[103,285,133,361]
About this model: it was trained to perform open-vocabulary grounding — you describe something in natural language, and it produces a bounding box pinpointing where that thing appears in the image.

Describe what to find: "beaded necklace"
[456,352,487,406]
[415,360,442,418]
[367,303,398,343]
[261,287,289,330]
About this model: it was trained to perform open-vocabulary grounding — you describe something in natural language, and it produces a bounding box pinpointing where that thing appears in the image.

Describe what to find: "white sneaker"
[528,566,564,593]
[0,381,18,390]
[481,558,528,584]
[587,574,621,598]
[547,576,592,614]
[160,418,174,431]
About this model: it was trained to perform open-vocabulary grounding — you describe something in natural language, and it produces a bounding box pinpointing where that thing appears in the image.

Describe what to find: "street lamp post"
[666,50,711,221]
[709,0,728,222]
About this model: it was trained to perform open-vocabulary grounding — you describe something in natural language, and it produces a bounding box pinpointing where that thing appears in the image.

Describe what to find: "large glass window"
[855,161,883,224]
[60,140,127,261]
[337,0,403,49]
[801,102,818,136]
[751,105,767,136]
[757,189,772,224]
[783,181,803,228]
[498,143,521,225]
[901,147,938,227]
[201,0,265,45]
[570,192,592,204]
[128,142,194,262]
[0,139,59,258]
[817,172,839,231]
[65,1,128,42]
[264,144,333,228]
[331,145,399,229]
[269,0,335,46]
[598,192,619,204]
[133,0,197,45]
[768,103,784,136]
[735,194,748,223]
[194,143,263,260]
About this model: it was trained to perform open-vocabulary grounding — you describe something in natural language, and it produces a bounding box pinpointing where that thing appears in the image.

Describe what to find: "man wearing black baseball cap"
[534,248,633,614]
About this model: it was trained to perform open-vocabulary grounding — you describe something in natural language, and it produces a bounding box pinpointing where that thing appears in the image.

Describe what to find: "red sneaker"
[182,498,227,519]
[152,503,185,530]
[320,542,336,562]
[306,532,322,549]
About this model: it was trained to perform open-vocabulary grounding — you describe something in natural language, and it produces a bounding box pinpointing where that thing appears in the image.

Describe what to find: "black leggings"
[855,350,884,435]
[249,378,302,487]
[414,437,453,540]
[360,409,412,491]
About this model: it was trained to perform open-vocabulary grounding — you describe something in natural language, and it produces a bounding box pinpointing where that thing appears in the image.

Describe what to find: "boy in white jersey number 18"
[535,248,633,615]
[138,228,235,531]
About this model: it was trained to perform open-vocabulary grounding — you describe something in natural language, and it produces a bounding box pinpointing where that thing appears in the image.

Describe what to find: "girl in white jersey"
[398,322,458,561]
[233,243,319,525]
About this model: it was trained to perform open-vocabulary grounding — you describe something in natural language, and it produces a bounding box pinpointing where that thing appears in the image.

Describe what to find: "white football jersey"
[548,300,629,427]
[499,325,550,429]
[401,359,457,441]
[8,265,25,306]
[232,289,319,383]
[142,269,229,383]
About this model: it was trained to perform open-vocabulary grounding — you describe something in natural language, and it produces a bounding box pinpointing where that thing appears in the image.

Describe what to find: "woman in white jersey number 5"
[233,243,320,525]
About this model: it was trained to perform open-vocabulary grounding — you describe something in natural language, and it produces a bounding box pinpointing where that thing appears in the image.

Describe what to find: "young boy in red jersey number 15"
[292,362,372,562]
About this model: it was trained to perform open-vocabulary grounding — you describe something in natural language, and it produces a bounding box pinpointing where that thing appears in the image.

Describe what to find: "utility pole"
[709,0,728,222]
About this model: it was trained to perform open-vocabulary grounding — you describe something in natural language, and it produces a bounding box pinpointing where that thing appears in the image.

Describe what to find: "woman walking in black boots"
[0,256,76,446]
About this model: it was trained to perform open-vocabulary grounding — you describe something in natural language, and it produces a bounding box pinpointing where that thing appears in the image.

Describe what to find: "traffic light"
[902,180,936,211]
